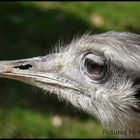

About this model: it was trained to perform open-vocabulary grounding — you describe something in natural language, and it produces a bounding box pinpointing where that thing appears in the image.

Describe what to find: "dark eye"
[84,58,103,76]
[81,53,107,81]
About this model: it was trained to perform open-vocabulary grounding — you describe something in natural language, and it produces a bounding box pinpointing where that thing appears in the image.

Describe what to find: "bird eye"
[84,58,103,76]
[81,53,107,81]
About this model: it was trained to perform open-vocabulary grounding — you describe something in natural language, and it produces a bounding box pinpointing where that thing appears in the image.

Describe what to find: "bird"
[0,31,140,137]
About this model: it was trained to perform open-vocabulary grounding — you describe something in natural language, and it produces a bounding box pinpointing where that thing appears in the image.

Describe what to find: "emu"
[0,31,140,137]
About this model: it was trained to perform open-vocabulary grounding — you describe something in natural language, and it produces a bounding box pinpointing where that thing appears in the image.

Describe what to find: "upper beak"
[0,56,44,85]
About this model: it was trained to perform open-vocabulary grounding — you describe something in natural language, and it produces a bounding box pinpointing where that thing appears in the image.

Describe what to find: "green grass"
[31,2,140,32]
[0,2,140,138]
[0,108,113,138]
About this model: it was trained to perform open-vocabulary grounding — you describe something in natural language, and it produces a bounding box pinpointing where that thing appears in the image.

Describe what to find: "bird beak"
[0,56,44,86]
[0,54,81,91]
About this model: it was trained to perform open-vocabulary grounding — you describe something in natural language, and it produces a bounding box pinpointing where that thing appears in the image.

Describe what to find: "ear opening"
[132,77,140,113]
[133,77,140,100]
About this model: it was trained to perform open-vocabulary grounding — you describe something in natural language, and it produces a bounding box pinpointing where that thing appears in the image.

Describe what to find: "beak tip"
[0,63,9,73]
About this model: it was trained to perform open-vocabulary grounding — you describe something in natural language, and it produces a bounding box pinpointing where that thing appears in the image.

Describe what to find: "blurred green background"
[0,2,140,138]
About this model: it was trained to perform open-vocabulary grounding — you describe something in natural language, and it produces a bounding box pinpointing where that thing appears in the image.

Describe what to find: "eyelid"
[83,53,104,65]
[80,52,108,84]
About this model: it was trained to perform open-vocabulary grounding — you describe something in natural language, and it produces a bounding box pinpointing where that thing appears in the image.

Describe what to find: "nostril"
[14,64,32,70]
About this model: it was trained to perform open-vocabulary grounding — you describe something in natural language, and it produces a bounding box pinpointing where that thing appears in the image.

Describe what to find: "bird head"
[0,31,140,131]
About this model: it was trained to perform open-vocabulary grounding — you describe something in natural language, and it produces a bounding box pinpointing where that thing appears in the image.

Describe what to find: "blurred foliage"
[0,1,140,138]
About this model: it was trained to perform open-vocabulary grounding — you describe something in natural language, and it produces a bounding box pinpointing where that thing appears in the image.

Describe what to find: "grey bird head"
[0,31,140,132]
